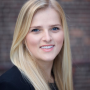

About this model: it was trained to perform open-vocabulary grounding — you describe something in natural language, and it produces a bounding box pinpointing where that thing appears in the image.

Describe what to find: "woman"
[0,0,73,90]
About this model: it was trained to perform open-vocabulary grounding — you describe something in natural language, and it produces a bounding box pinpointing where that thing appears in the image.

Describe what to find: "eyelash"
[31,29,40,32]
[52,27,60,31]
[31,27,60,32]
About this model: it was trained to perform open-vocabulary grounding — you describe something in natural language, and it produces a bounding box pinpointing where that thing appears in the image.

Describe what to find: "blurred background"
[0,0,90,90]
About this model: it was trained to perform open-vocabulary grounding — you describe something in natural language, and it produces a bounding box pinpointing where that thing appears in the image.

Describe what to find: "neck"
[37,60,54,83]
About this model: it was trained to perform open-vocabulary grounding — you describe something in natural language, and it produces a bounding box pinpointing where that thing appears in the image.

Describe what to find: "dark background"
[0,0,90,90]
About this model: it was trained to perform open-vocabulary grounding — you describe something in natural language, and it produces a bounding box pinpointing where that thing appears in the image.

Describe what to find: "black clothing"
[0,66,58,90]
[0,66,35,90]
[49,83,58,90]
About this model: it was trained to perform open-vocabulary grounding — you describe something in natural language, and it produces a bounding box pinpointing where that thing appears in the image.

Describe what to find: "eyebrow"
[30,24,61,28]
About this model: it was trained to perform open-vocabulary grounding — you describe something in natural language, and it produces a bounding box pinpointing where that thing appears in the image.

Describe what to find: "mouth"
[40,45,54,49]
[40,45,55,52]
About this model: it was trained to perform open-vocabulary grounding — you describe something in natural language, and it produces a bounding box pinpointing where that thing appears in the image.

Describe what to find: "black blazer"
[0,66,35,90]
[0,66,58,90]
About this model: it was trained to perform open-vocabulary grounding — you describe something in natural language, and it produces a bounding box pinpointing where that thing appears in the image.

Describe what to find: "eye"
[52,27,60,31]
[31,29,40,32]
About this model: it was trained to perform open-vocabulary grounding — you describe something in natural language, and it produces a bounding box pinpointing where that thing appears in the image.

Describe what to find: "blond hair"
[10,0,73,90]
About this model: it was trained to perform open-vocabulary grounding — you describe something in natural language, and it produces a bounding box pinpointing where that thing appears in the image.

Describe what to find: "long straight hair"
[10,0,73,90]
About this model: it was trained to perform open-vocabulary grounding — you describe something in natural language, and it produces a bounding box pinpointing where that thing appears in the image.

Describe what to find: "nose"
[42,30,52,42]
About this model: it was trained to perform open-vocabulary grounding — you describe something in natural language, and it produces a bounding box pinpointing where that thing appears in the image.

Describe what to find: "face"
[25,7,64,62]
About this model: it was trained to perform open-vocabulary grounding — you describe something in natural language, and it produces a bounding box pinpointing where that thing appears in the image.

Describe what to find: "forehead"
[31,7,61,26]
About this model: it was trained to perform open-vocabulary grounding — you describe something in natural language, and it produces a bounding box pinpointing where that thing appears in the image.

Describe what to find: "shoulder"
[0,66,22,84]
[0,66,35,90]
[0,81,19,90]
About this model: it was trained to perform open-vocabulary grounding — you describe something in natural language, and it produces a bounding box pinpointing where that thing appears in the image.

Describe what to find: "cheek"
[55,32,64,44]
[25,35,39,48]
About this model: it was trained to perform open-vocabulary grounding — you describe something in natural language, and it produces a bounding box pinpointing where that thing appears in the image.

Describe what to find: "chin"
[42,57,55,62]
[41,54,57,61]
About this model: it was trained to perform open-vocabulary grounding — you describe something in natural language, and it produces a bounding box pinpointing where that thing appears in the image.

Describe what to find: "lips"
[40,45,54,52]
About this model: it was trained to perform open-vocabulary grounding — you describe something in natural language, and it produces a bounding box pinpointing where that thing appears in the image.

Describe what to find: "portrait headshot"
[0,0,74,90]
